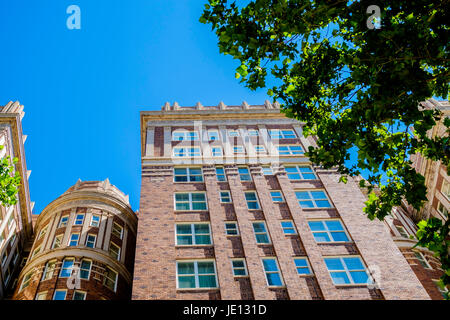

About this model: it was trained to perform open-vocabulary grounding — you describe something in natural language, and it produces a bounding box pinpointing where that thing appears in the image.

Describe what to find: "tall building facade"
[132,101,430,300]
[12,179,137,300]
[0,101,34,299]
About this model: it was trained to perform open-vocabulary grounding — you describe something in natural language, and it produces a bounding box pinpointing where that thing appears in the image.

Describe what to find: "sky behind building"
[0,0,271,214]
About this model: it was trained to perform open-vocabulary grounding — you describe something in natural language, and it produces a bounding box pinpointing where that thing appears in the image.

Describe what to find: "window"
[172,131,199,141]
[211,147,223,157]
[60,259,74,278]
[103,267,118,291]
[173,147,201,157]
[85,234,97,248]
[7,213,15,229]
[175,193,207,211]
[208,130,220,141]
[112,223,123,239]
[59,215,69,228]
[1,252,7,266]
[296,190,332,208]
[220,191,232,203]
[109,242,121,260]
[262,166,273,175]
[225,222,239,235]
[216,167,226,182]
[176,223,212,245]
[324,256,371,285]
[269,129,296,139]
[442,180,450,199]
[294,258,312,275]
[35,292,47,300]
[176,260,218,289]
[433,280,449,299]
[262,258,283,286]
[37,225,48,240]
[42,260,57,281]
[245,192,260,210]
[174,167,203,182]
[231,259,248,276]
[52,234,63,249]
[31,246,41,258]
[281,221,297,234]
[233,146,245,154]
[53,290,67,300]
[270,191,284,202]
[90,215,100,227]
[437,202,448,218]
[238,167,251,181]
[285,165,316,180]
[414,251,432,269]
[308,220,350,242]
[20,272,33,291]
[69,233,80,246]
[73,291,87,300]
[395,226,409,238]
[248,129,259,136]
[80,260,92,280]
[228,130,239,137]
[276,145,304,155]
[254,145,266,153]
[74,214,84,226]
[253,222,270,244]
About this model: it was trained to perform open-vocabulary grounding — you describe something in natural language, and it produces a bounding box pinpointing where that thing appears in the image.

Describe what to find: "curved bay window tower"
[12,179,137,300]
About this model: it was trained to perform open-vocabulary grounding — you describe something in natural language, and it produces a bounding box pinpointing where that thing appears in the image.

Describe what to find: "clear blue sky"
[0,0,271,214]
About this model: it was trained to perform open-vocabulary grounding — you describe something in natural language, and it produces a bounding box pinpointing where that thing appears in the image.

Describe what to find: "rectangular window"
[253,222,270,244]
[112,222,123,239]
[308,220,350,242]
[69,233,80,246]
[42,260,57,281]
[216,167,227,182]
[109,242,121,260]
[59,215,69,228]
[395,226,409,238]
[176,223,212,245]
[37,225,48,240]
[52,234,63,249]
[73,291,87,300]
[276,145,304,155]
[437,202,449,218]
[85,234,97,248]
[31,246,41,258]
[53,290,67,300]
[324,256,371,285]
[269,129,296,139]
[60,259,74,278]
[254,145,266,153]
[211,147,223,157]
[228,130,239,137]
[285,165,317,180]
[231,259,248,276]
[20,272,33,291]
[173,147,201,157]
[177,260,218,289]
[233,146,245,154]
[238,167,251,181]
[296,190,332,208]
[175,193,207,211]
[103,267,118,291]
[248,129,259,136]
[35,292,47,300]
[80,260,92,280]
[281,221,297,234]
[225,222,239,235]
[174,167,203,182]
[442,180,450,199]
[270,191,284,202]
[208,130,220,141]
[220,191,232,203]
[262,258,283,286]
[414,251,432,269]
[294,258,312,275]
[172,131,199,141]
[90,215,100,227]
[74,214,85,226]
[245,192,260,210]
[262,166,273,175]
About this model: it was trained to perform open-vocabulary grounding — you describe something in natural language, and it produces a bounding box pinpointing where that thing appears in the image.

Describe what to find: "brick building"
[132,101,430,300]
[12,179,137,300]
[0,101,34,299]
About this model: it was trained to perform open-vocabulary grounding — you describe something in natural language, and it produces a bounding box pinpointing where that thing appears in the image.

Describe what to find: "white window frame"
[395,225,409,238]
[59,215,69,228]
[31,245,42,258]
[245,191,260,210]
[80,259,92,280]
[324,256,371,286]
[174,167,204,182]
[413,251,432,269]
[60,258,75,278]
[103,267,118,292]
[68,233,80,246]
[262,166,273,175]
[307,219,351,243]
[19,272,33,292]
[74,214,85,226]
[233,146,245,154]
[112,222,124,239]
[216,167,227,182]
[281,220,297,234]
[285,165,317,180]
[442,180,450,200]
[90,215,100,227]
[174,192,208,211]
[437,201,448,219]
[175,223,212,246]
[270,191,284,203]
[231,259,248,277]
[269,129,297,139]
[35,292,47,300]
[261,258,284,287]
[37,225,48,240]
[109,241,121,260]
[53,290,67,300]
[247,129,259,136]
[172,130,199,141]
[228,129,240,137]
[252,221,271,244]
[85,234,97,248]
[176,260,218,289]
[52,234,63,249]
[208,130,220,141]
[211,146,223,157]
[295,190,333,209]
[238,167,252,181]
[254,145,266,153]
[220,191,232,203]
[73,290,87,300]
[225,222,239,236]
[293,258,313,275]
[173,147,202,158]
[276,145,304,155]
[42,260,57,281]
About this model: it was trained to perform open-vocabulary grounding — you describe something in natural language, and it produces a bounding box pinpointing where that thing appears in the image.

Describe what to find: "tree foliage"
[201,0,449,296]
[0,146,21,207]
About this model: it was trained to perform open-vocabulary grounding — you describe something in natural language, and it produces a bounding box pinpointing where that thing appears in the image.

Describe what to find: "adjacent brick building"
[132,101,431,300]
[0,101,34,299]
[12,179,137,300]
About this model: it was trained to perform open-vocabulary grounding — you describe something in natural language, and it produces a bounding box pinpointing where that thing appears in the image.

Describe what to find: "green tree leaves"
[0,146,21,207]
